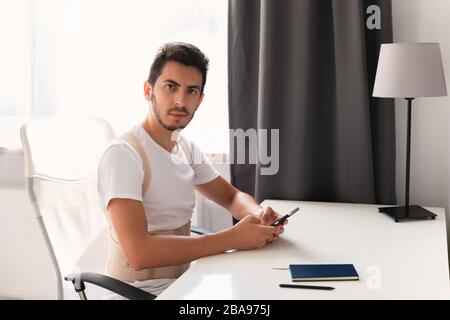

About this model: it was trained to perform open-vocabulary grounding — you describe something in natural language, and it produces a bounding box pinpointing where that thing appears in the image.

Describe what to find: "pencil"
[279,283,335,290]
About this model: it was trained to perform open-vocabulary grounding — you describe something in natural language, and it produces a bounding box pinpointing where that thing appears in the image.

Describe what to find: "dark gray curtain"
[228,0,396,205]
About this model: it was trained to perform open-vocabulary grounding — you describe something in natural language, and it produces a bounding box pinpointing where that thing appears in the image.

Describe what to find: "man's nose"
[174,90,188,106]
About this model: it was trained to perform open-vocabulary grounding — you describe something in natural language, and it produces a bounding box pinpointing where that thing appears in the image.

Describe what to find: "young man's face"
[145,61,204,131]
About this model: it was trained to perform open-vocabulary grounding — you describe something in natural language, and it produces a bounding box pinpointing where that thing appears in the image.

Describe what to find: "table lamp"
[373,42,447,222]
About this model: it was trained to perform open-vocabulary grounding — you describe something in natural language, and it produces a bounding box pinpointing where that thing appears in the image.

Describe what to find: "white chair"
[20,118,155,300]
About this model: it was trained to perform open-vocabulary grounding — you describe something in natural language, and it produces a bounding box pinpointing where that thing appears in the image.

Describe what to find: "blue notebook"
[289,264,359,282]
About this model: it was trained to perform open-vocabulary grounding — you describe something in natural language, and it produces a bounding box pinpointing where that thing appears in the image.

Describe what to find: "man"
[98,42,286,298]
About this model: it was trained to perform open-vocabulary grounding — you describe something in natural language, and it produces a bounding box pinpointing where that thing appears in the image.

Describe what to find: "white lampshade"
[373,43,447,98]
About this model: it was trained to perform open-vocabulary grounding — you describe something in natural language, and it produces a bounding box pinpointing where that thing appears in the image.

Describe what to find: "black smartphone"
[271,207,300,226]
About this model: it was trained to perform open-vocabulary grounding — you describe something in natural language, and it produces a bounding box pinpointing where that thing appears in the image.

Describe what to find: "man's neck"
[140,117,179,153]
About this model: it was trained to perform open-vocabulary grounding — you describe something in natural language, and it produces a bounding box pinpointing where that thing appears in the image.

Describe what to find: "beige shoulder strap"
[120,132,193,192]
[119,132,151,194]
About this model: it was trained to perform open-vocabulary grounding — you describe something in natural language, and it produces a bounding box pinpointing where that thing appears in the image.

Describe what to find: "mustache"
[168,107,189,115]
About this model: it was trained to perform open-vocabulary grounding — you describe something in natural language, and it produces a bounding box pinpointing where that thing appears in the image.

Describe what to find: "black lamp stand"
[378,98,437,222]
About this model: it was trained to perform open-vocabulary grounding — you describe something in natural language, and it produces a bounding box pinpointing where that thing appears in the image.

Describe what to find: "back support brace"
[105,132,194,282]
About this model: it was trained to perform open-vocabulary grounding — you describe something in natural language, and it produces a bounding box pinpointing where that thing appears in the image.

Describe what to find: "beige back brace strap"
[105,132,194,283]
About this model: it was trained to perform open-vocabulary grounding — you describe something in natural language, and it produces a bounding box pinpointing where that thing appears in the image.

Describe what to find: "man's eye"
[189,89,199,95]
[166,84,175,90]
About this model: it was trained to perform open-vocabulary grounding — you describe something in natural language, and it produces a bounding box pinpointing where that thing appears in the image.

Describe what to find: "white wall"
[0,151,55,299]
[0,188,55,299]
[392,0,450,249]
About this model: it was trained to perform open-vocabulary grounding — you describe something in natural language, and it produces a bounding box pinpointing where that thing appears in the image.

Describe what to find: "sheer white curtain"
[1,0,229,153]
[0,0,34,149]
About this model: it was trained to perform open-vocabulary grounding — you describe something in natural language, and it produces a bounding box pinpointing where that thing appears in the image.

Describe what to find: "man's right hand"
[230,215,282,250]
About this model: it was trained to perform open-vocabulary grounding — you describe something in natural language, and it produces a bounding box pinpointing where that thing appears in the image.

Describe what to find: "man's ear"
[144,81,152,101]
[193,94,204,113]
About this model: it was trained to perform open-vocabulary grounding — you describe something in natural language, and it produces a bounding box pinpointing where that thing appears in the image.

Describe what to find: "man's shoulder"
[104,126,143,156]
[99,140,142,168]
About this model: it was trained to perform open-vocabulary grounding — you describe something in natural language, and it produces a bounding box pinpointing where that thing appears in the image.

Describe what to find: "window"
[0,0,229,153]
[0,0,33,148]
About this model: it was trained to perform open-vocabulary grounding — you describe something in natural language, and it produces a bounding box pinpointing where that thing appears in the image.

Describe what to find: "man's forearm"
[228,191,263,221]
[133,228,236,270]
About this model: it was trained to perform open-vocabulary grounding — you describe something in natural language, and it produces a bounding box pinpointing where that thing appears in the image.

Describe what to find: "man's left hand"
[256,206,287,242]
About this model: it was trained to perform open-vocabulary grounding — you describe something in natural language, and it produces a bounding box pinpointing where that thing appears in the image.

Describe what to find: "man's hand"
[230,215,282,250]
[256,206,287,243]
[194,176,287,246]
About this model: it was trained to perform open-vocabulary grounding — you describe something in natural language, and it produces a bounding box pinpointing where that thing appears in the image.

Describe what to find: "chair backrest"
[20,118,115,299]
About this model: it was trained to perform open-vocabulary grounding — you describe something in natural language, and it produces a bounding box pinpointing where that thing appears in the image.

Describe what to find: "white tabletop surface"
[157,200,450,299]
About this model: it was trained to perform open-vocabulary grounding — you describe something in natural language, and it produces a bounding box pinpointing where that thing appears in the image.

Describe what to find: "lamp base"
[378,205,437,223]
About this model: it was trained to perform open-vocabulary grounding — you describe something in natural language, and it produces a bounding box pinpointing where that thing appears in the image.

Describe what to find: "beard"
[151,94,195,131]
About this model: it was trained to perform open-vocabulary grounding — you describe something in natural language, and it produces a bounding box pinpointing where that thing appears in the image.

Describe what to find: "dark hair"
[148,42,209,94]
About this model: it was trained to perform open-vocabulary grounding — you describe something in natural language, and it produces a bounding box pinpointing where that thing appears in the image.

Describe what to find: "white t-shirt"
[98,125,220,232]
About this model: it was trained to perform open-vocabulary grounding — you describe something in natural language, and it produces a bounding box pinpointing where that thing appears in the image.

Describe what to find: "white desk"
[158,200,450,299]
